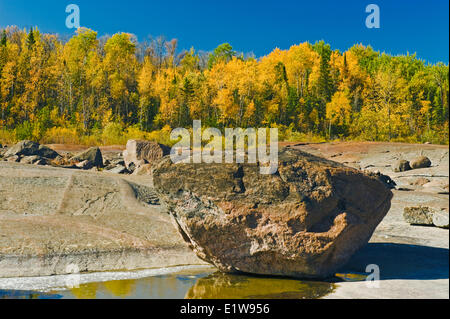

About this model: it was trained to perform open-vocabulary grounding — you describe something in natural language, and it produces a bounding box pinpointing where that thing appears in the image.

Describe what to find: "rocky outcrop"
[153,148,393,279]
[3,140,60,160]
[123,140,170,170]
[70,147,103,167]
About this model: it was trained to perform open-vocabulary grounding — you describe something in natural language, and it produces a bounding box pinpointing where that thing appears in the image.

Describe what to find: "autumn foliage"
[0,26,448,145]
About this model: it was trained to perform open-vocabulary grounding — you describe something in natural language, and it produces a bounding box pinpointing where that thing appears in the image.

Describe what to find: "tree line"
[0,26,448,144]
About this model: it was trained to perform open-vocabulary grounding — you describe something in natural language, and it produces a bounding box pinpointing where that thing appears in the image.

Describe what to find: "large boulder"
[123,140,171,170]
[3,140,59,159]
[70,147,103,167]
[153,148,393,279]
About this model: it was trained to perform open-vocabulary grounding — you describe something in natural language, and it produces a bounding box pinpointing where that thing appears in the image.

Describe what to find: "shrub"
[41,126,80,144]
[0,129,16,144]
[15,121,34,141]
[101,122,125,145]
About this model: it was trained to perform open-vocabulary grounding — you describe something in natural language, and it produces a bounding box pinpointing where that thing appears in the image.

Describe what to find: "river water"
[0,266,338,299]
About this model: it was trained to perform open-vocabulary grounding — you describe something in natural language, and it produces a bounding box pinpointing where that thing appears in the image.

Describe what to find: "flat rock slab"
[0,162,205,278]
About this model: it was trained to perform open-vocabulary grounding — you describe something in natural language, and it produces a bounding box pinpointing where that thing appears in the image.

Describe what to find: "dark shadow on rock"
[337,243,449,281]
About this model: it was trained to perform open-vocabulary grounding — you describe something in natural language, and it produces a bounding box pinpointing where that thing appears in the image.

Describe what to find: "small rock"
[34,158,49,166]
[397,187,414,191]
[432,210,449,229]
[128,162,136,174]
[104,158,125,171]
[37,145,60,159]
[123,140,170,170]
[330,153,343,158]
[403,206,434,226]
[410,156,431,169]
[132,164,153,176]
[368,171,396,189]
[107,165,128,174]
[76,160,94,170]
[70,147,103,167]
[6,155,20,163]
[20,155,41,165]
[394,160,411,172]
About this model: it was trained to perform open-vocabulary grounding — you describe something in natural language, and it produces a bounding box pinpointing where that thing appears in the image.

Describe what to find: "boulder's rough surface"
[153,148,393,279]
[70,147,103,167]
[3,140,59,159]
[123,140,171,169]
[403,206,434,226]
[394,160,411,172]
[410,156,432,169]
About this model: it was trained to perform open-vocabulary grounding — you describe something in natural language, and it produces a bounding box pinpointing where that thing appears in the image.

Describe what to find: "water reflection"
[1,270,336,299]
[185,272,335,299]
[60,270,209,299]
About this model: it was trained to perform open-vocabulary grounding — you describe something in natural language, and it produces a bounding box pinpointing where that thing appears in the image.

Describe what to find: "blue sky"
[0,0,448,63]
